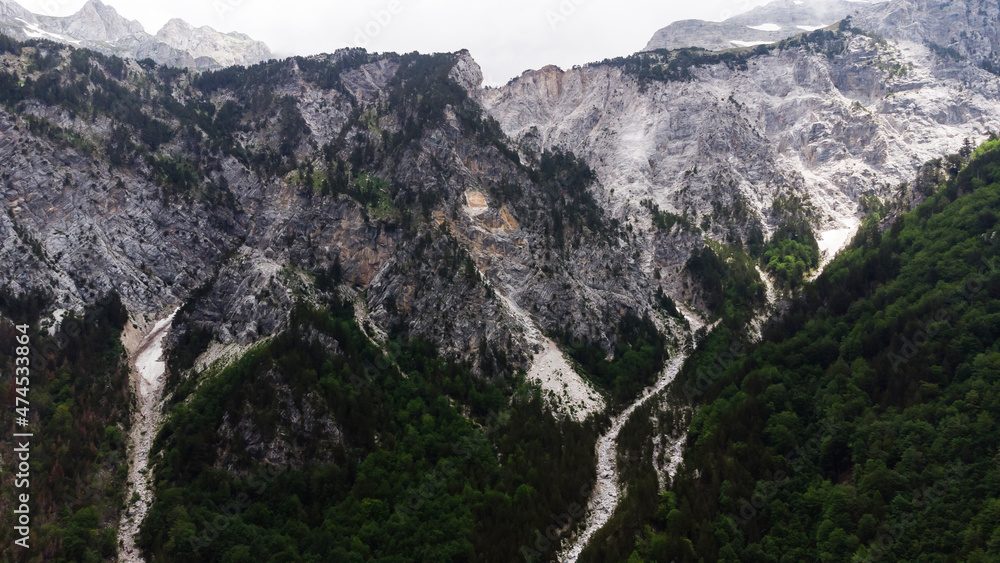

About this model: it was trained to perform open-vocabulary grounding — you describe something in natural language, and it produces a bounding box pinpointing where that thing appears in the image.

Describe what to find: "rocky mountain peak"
[855,0,1000,66]
[644,0,885,51]
[46,0,144,43]
[0,0,33,22]
[0,0,272,69]
[159,17,193,32]
[448,49,485,100]
[154,17,272,68]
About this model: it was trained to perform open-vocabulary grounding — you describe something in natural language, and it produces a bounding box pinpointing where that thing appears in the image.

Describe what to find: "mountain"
[483,15,1000,302]
[856,0,1000,71]
[0,0,271,69]
[0,43,670,560]
[644,0,884,51]
[155,18,272,69]
[0,0,999,561]
[35,0,144,43]
[603,138,1000,563]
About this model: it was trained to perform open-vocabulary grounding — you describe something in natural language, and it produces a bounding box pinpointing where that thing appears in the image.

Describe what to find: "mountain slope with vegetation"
[0,31,674,562]
[0,292,130,562]
[142,300,604,562]
[621,138,1000,562]
[2,0,1000,561]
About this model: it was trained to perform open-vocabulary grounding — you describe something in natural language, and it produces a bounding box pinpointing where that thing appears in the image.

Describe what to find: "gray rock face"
[155,18,272,69]
[0,112,243,316]
[0,0,272,70]
[855,0,1000,67]
[2,0,1000,446]
[644,0,882,52]
[482,1,1000,282]
[36,0,144,43]
[0,41,651,383]
[0,0,31,22]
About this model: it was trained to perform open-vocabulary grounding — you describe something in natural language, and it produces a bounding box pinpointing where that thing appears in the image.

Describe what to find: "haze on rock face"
[0,0,271,69]
[644,0,887,52]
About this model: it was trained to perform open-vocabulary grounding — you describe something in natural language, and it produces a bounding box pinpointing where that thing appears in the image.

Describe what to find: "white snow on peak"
[16,17,80,44]
[748,23,782,32]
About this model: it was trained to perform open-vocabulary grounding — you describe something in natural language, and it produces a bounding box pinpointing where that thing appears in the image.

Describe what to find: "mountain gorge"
[0,0,998,561]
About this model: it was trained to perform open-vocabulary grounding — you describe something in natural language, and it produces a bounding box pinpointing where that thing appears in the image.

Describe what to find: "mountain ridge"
[0,0,271,69]
[643,0,886,52]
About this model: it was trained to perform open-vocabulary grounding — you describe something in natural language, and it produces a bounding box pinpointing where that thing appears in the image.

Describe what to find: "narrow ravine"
[557,310,708,563]
[753,265,778,339]
[118,309,178,563]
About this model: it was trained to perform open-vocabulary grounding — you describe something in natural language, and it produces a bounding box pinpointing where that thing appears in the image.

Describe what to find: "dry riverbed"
[117,309,178,563]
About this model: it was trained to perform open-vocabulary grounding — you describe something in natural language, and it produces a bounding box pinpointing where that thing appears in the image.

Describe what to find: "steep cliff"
[484,8,1000,286]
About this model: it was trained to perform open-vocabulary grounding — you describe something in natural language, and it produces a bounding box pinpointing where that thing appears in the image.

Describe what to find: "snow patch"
[797,24,828,31]
[816,219,860,268]
[16,18,80,44]
[45,309,67,337]
[748,23,782,32]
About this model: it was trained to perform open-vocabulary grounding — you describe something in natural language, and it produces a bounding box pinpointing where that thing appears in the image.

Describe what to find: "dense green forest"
[0,292,131,562]
[140,299,604,562]
[762,221,820,290]
[560,312,669,410]
[686,241,767,324]
[621,138,1000,561]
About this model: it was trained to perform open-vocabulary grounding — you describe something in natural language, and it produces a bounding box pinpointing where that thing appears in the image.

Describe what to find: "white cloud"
[27,0,777,84]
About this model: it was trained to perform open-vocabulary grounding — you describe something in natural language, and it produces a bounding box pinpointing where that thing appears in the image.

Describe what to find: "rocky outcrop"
[856,0,1000,68]
[216,369,345,471]
[0,114,243,316]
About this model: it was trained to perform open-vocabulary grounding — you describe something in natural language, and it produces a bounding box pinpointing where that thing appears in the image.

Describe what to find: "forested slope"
[0,292,131,562]
[627,139,1000,562]
[140,298,604,562]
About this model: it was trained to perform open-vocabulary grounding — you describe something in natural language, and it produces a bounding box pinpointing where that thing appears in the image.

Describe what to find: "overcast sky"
[27,0,776,84]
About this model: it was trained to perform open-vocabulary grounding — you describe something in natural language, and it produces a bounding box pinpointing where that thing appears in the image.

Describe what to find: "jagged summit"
[36,0,144,43]
[0,0,271,69]
[154,17,271,69]
[644,0,885,51]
